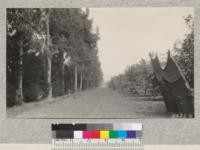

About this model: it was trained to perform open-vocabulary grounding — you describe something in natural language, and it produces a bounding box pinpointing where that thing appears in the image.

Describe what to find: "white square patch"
[74,131,83,139]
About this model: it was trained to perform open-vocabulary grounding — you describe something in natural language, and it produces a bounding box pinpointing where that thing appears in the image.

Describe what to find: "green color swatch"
[109,130,118,138]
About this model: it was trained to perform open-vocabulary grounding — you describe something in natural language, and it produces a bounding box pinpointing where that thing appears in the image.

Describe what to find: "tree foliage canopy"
[7,8,103,107]
[173,15,194,88]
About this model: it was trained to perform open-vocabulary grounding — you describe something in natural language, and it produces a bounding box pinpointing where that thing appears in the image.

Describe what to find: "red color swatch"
[83,131,100,139]
[91,131,100,138]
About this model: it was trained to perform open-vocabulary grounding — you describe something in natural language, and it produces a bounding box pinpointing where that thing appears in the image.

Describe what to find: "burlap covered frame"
[150,51,194,117]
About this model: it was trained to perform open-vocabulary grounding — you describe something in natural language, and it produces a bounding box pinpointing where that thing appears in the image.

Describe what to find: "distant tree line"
[7,8,103,107]
[108,59,158,96]
[108,15,194,95]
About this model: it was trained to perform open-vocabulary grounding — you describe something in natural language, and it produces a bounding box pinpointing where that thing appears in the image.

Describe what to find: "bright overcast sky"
[89,7,193,82]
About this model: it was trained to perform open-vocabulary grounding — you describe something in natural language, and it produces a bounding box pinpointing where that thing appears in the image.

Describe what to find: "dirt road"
[7,87,169,118]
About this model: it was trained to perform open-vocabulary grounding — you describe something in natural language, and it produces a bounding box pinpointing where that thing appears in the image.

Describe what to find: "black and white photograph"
[6,8,194,118]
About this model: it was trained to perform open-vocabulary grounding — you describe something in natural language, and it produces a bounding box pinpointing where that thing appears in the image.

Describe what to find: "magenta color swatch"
[83,131,91,139]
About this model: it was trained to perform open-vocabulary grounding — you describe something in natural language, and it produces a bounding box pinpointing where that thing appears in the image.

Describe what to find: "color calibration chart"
[52,123,143,149]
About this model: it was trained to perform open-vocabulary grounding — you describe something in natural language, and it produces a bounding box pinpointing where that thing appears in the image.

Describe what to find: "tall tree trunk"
[47,56,52,98]
[79,63,84,91]
[74,64,78,92]
[46,12,52,98]
[16,40,24,104]
[86,79,88,89]
[79,72,83,91]
[60,51,65,95]
[70,78,73,93]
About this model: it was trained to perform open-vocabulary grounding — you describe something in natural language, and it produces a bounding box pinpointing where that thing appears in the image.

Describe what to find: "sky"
[89,7,193,82]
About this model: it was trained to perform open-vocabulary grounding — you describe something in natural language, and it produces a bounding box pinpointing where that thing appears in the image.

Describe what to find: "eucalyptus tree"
[7,9,42,104]
[49,9,71,95]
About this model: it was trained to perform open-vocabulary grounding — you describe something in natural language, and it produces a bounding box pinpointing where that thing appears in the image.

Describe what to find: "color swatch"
[52,123,142,139]
[52,123,143,149]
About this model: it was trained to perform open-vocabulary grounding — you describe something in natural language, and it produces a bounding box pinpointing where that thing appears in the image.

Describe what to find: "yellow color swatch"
[100,130,109,139]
